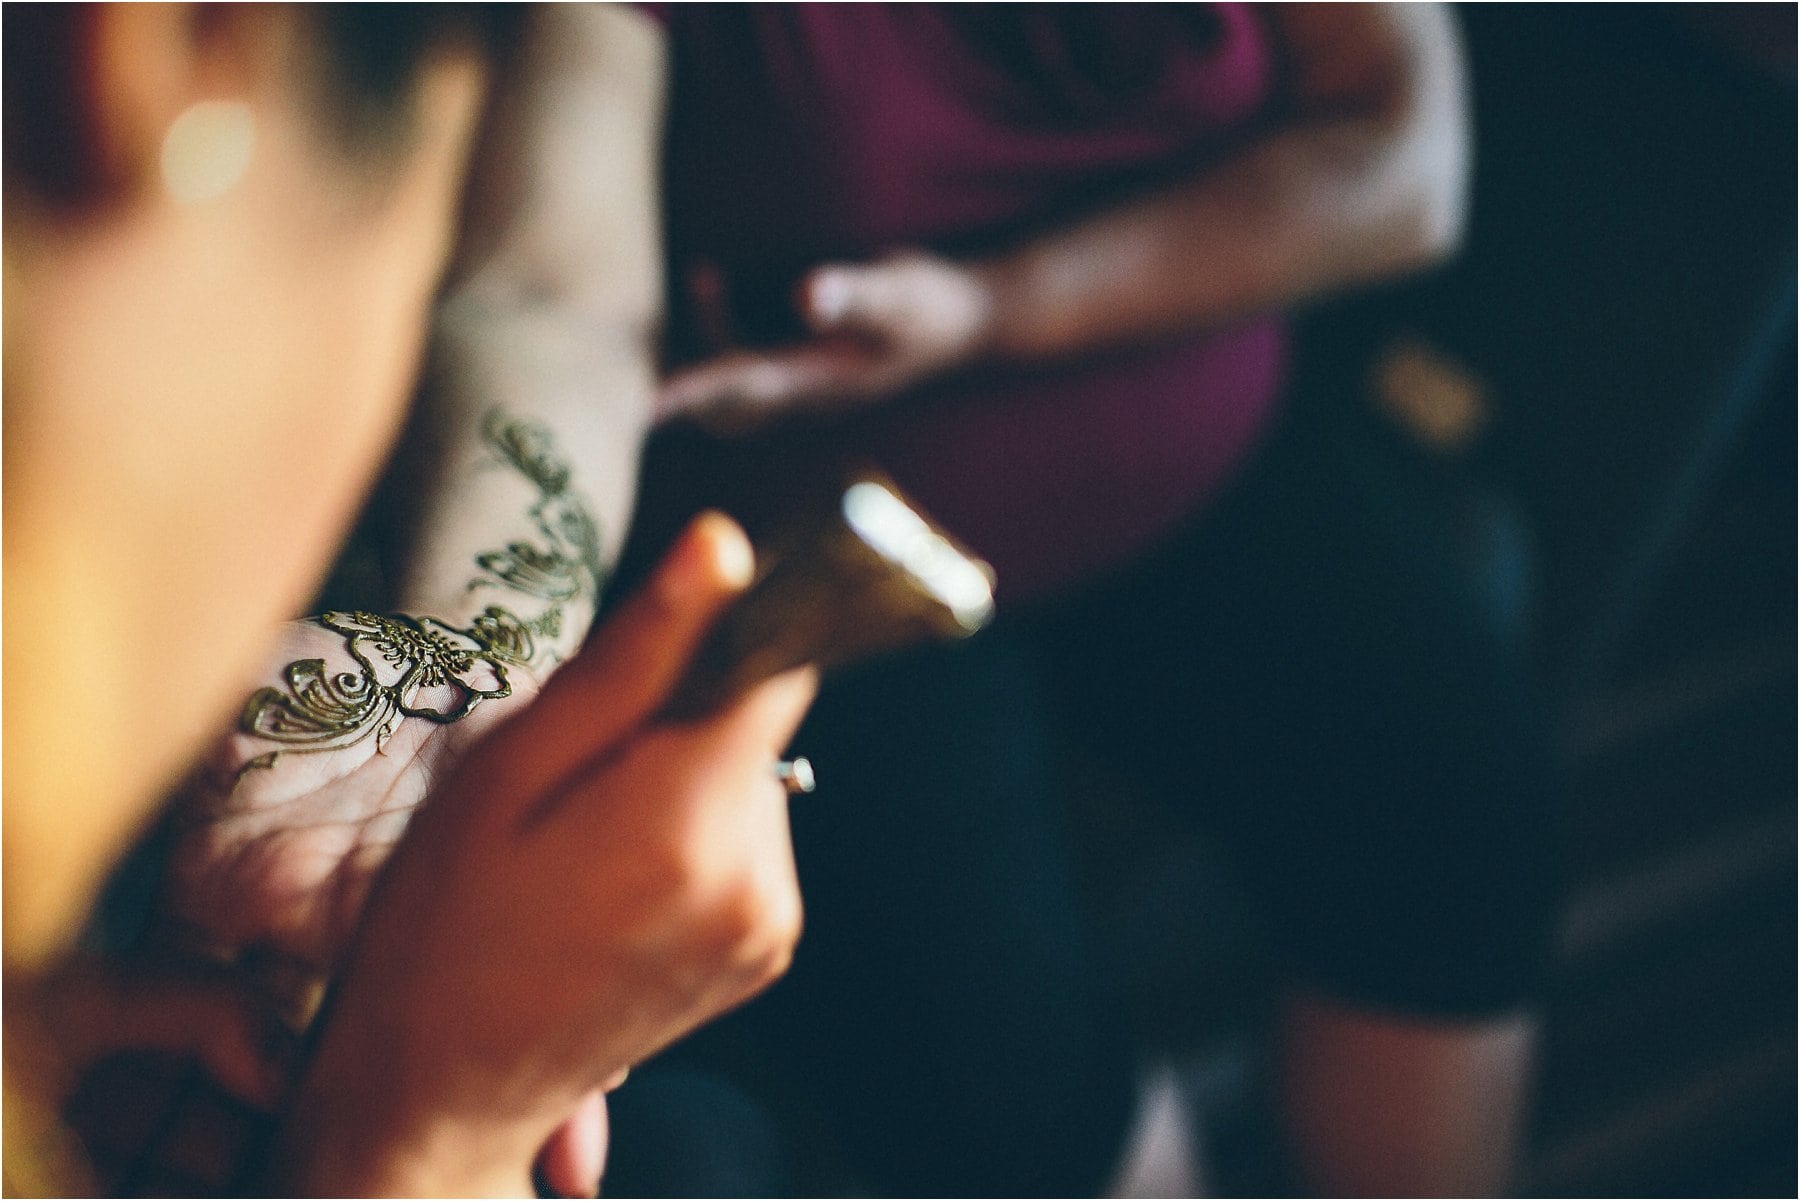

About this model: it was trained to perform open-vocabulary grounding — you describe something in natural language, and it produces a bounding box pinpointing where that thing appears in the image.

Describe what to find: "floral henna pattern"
[240,409,605,768]
[238,656,399,770]
[239,611,512,771]
[319,611,511,719]
[470,408,606,616]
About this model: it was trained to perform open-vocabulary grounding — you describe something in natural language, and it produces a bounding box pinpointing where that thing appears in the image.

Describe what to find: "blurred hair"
[306,4,523,157]
[2,3,521,205]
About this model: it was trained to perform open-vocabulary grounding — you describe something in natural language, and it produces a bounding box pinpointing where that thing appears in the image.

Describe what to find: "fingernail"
[688,511,755,591]
[654,513,754,613]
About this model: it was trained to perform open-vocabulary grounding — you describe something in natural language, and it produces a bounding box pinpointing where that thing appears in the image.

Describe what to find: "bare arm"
[979,3,1469,359]
[390,3,666,672]
[158,19,670,1194]
[661,3,1470,416]
[165,6,670,972]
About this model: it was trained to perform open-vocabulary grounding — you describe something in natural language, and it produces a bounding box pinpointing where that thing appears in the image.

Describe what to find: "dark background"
[1093,5,1796,1195]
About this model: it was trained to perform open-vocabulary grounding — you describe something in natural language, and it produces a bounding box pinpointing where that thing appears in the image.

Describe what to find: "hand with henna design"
[166,617,537,990]
[156,623,567,1188]
[168,408,595,986]
[162,406,625,1194]
[267,512,813,1196]
[160,624,626,1197]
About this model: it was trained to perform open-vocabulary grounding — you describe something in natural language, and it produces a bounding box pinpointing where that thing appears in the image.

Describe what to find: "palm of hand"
[167,620,538,978]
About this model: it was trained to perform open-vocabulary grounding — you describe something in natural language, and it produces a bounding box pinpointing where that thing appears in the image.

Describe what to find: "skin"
[160,7,668,1192]
[660,4,1469,419]
[6,5,811,1195]
[1279,997,1537,1197]
[4,1,489,978]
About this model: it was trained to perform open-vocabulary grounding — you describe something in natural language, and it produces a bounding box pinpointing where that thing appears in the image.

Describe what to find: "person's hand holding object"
[266,513,815,1195]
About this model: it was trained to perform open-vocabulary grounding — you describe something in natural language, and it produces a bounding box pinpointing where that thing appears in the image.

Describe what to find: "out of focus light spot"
[1371,337,1490,452]
[160,101,255,204]
[843,479,996,631]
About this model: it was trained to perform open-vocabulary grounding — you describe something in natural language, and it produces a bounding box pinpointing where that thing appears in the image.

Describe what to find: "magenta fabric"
[655,3,1290,599]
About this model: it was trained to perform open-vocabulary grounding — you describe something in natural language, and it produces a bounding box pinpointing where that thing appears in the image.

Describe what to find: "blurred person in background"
[612,3,1557,1196]
[4,4,811,1194]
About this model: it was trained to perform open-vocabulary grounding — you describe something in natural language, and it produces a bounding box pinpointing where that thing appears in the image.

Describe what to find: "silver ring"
[775,757,815,795]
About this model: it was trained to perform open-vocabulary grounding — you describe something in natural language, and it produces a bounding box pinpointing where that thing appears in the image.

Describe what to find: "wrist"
[389,591,595,689]
[391,404,611,679]
[966,255,1039,363]
[272,1014,546,1196]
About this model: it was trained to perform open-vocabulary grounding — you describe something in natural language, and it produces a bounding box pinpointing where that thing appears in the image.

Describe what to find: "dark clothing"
[608,5,1560,1195]
[610,395,1560,1197]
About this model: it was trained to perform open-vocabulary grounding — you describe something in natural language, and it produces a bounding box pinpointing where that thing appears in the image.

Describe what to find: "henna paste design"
[470,408,606,610]
[240,409,604,768]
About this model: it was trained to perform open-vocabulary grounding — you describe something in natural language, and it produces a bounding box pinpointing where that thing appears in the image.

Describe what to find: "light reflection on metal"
[842,479,995,633]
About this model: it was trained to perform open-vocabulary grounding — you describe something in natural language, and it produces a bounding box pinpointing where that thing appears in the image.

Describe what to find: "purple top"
[656,4,1289,599]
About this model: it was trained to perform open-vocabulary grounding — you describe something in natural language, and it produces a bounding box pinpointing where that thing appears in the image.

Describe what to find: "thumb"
[453,511,755,815]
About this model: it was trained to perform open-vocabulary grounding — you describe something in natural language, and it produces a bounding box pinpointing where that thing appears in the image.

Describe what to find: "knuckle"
[749,877,804,970]
[704,871,802,980]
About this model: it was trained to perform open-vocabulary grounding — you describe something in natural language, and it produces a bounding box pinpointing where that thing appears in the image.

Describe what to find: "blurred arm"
[663,4,1469,418]
[979,3,1468,358]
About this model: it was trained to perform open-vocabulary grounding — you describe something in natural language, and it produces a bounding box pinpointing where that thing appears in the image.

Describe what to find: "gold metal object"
[661,472,996,720]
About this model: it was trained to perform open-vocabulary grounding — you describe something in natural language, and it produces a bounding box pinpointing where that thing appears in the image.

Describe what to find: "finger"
[565,665,819,841]
[648,665,818,786]
[716,665,820,765]
[452,511,754,815]
[659,350,781,413]
[536,1089,609,1199]
[547,673,815,1056]
[661,344,880,420]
